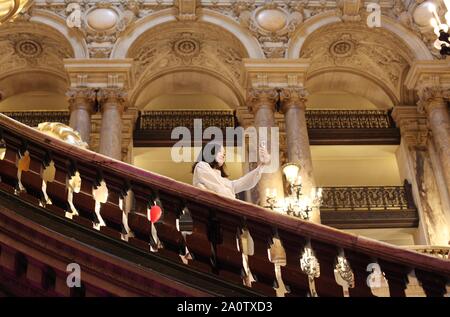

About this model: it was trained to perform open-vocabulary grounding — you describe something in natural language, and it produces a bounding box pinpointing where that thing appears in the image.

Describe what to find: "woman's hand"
[259,146,271,166]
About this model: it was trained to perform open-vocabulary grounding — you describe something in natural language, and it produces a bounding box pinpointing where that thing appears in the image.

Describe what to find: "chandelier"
[264,163,322,221]
[429,1,450,55]
[0,0,33,24]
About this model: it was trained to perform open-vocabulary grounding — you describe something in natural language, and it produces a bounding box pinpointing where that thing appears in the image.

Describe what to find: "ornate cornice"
[391,106,430,150]
[246,88,278,114]
[97,88,128,112]
[66,88,97,113]
[280,87,308,112]
[417,86,450,114]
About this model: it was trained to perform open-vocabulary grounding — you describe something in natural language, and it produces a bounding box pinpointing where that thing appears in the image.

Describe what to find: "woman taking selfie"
[192,142,270,199]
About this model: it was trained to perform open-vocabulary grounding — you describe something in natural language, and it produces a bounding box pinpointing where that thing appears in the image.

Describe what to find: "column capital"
[97,88,128,113]
[280,87,308,112]
[391,106,430,150]
[246,88,278,114]
[417,86,450,114]
[66,88,96,113]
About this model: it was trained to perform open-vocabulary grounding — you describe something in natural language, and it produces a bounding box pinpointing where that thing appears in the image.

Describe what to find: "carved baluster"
[207,210,222,274]
[378,260,409,297]
[300,241,320,297]
[147,194,163,252]
[92,171,108,230]
[0,130,6,161]
[15,142,30,195]
[65,161,81,219]
[366,261,391,297]
[176,206,194,264]
[119,182,133,241]
[415,269,448,297]
[334,250,355,297]
[40,151,55,207]
[236,227,256,287]
[404,269,426,297]
[268,231,290,297]
[343,251,375,297]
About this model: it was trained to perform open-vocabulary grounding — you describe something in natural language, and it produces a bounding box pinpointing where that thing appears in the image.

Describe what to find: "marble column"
[97,88,127,161]
[418,87,450,196]
[280,88,319,223]
[247,88,285,206]
[66,88,96,144]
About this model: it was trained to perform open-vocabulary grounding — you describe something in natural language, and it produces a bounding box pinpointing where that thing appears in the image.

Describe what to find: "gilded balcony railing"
[1,111,70,127]
[306,110,395,129]
[320,182,415,212]
[136,110,395,130]
[0,113,447,297]
[1,110,395,131]
[137,110,236,130]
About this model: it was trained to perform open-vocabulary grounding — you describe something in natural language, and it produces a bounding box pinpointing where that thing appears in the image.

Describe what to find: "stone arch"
[126,20,248,109]
[0,21,74,107]
[111,8,264,59]
[287,12,433,61]
[297,21,416,105]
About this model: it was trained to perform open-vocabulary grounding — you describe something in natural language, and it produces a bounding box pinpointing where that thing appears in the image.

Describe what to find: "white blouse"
[192,161,264,199]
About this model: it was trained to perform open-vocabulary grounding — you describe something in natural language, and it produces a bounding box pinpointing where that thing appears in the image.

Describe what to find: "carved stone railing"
[405,246,450,260]
[306,110,395,129]
[0,113,448,297]
[1,111,70,127]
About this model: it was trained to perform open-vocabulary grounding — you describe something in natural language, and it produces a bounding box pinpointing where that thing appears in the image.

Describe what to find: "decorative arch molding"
[131,68,245,110]
[306,69,397,109]
[111,8,263,59]
[287,12,433,61]
[287,11,341,59]
[30,9,88,59]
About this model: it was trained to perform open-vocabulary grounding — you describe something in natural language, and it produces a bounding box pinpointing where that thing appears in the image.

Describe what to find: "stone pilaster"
[247,88,285,206]
[280,87,319,223]
[66,88,96,145]
[97,88,127,161]
[417,86,450,195]
[392,106,450,246]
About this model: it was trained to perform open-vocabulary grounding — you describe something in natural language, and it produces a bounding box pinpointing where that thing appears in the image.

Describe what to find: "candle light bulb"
[317,187,323,198]
[431,6,442,26]
[431,17,438,28]
[446,12,450,27]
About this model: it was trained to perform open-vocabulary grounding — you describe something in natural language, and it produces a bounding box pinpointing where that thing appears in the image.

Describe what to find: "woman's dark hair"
[192,142,228,178]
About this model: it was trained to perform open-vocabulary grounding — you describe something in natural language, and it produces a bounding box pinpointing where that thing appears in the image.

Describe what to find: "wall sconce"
[263,162,322,221]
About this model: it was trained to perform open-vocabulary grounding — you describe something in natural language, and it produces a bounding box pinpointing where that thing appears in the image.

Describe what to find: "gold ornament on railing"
[300,243,320,297]
[334,252,355,297]
[36,122,88,149]
[0,0,33,24]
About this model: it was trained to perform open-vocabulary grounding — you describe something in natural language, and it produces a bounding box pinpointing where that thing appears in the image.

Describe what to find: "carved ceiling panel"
[127,21,248,88]
[300,23,413,95]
